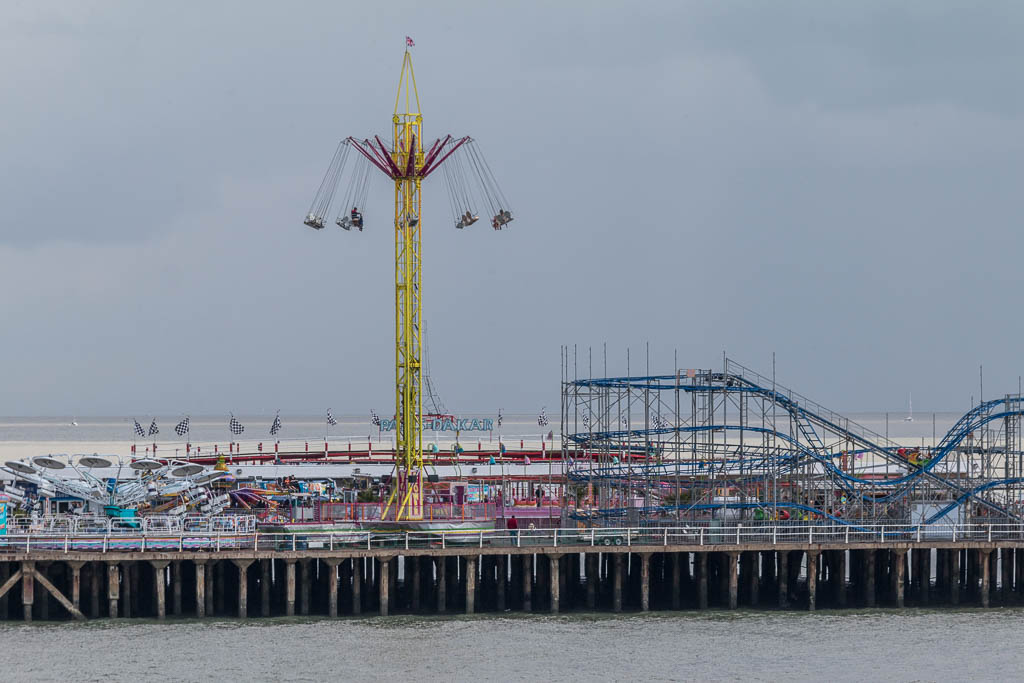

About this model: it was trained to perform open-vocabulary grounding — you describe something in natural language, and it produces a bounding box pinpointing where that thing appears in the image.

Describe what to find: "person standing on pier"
[507,515,518,542]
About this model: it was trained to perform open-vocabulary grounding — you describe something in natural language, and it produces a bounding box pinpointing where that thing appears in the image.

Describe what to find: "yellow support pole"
[391,51,424,520]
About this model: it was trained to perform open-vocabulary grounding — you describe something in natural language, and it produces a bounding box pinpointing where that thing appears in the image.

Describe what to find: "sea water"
[0,412,965,463]
[0,608,1018,681]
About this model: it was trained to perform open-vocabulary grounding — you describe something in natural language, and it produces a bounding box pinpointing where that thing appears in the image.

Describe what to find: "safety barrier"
[2,515,257,535]
[3,522,1024,555]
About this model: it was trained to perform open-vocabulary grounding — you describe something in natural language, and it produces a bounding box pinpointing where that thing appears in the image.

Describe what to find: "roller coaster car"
[304,214,325,230]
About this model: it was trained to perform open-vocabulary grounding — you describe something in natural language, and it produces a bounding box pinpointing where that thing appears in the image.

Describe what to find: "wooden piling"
[194,561,206,618]
[234,559,253,618]
[807,551,818,611]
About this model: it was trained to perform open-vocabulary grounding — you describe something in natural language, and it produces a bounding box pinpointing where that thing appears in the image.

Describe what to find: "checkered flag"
[327,410,337,426]
[270,413,282,436]
[148,419,159,436]
[497,409,503,428]
[174,416,190,437]
[581,413,590,428]
[370,410,381,428]
[133,419,145,438]
[229,415,245,435]
[537,408,549,427]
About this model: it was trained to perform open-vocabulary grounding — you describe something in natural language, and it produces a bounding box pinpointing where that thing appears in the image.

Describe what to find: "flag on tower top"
[406,36,415,47]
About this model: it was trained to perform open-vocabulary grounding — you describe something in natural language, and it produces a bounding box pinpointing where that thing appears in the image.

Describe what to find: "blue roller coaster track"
[565,369,1024,523]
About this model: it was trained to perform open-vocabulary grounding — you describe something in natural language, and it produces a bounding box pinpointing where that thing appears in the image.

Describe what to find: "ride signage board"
[379,417,495,432]
[0,503,6,536]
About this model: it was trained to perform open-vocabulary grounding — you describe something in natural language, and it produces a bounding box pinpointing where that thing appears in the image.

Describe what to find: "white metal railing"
[3,515,257,535]
[126,433,561,461]
[1,522,1022,554]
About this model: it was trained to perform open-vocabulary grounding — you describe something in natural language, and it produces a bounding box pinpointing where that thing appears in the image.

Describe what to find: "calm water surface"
[0,609,1020,682]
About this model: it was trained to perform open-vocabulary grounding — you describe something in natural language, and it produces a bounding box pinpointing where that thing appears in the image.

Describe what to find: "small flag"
[497,410,503,428]
[270,412,282,436]
[230,415,245,435]
[406,36,415,47]
[371,410,381,428]
[133,419,145,438]
[582,414,590,428]
[537,408,549,427]
[174,416,190,437]
[148,419,159,436]
[327,410,337,426]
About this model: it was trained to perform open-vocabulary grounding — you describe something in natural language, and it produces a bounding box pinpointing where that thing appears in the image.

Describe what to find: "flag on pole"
[270,412,282,436]
[497,409,503,428]
[133,419,145,438]
[537,408,549,427]
[230,415,245,435]
[174,416,190,437]
[406,36,415,47]
[327,410,337,426]
[148,419,159,436]
[370,410,381,428]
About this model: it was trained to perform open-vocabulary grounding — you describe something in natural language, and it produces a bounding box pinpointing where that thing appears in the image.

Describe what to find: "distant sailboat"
[903,394,913,422]
[70,417,79,426]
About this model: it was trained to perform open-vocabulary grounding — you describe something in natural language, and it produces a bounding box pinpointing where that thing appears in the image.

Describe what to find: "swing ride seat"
[336,216,352,230]
[491,209,513,230]
[304,214,325,230]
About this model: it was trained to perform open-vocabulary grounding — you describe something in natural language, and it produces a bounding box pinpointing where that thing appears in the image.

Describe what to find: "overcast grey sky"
[1,1,1022,416]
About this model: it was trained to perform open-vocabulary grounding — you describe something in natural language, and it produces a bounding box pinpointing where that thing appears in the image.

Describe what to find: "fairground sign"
[380,417,495,432]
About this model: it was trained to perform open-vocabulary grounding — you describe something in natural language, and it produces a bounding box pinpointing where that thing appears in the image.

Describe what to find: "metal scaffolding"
[562,352,1024,527]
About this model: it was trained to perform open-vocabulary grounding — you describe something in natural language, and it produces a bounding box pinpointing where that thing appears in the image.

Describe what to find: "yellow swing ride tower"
[302,45,514,521]
[390,51,424,521]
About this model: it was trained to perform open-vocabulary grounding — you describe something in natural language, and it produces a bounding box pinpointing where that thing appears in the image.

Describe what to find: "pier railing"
[2,515,258,536]
[3,522,1024,554]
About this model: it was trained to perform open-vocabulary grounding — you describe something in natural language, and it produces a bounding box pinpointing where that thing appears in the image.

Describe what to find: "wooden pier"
[1,526,1022,620]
